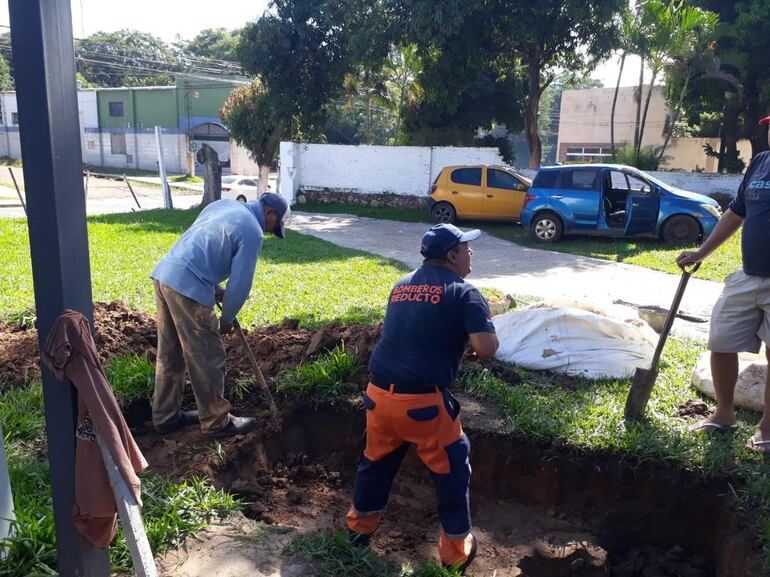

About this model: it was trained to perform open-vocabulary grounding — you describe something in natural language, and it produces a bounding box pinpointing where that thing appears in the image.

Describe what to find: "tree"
[178,28,241,63]
[394,2,528,148]
[75,30,178,87]
[220,80,282,192]
[658,7,719,161]
[0,55,13,91]
[682,0,770,163]
[230,0,392,190]
[496,0,624,168]
[610,9,638,154]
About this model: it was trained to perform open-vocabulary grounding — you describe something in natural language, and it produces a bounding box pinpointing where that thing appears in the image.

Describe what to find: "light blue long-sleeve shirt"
[151,199,265,324]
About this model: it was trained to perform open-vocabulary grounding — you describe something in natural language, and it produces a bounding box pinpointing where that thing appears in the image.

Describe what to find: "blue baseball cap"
[420,223,481,259]
[259,192,290,239]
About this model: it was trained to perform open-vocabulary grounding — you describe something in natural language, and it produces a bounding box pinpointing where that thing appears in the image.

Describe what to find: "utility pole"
[9,0,110,574]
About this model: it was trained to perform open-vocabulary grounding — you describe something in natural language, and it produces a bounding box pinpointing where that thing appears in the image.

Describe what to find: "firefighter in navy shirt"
[346,223,499,572]
[678,114,770,453]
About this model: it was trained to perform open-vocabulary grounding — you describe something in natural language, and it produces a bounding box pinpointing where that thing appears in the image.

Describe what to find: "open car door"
[624,172,660,236]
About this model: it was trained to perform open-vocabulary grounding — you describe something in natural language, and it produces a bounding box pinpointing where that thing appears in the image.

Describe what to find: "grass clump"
[4,308,36,330]
[171,173,203,184]
[287,531,462,577]
[110,474,239,572]
[0,382,45,442]
[275,345,361,403]
[104,353,155,406]
[0,377,239,576]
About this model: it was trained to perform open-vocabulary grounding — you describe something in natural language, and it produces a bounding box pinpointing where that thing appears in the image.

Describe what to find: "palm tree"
[636,0,674,160]
[657,8,720,161]
[610,8,637,154]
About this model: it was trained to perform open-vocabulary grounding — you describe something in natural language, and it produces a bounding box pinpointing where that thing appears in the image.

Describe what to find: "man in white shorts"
[677,114,770,453]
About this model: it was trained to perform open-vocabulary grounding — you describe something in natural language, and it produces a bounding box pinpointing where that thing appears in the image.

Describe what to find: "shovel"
[624,262,700,420]
[217,302,279,418]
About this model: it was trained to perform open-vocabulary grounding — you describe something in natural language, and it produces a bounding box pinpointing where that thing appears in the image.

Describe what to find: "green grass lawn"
[0,208,409,327]
[296,202,742,283]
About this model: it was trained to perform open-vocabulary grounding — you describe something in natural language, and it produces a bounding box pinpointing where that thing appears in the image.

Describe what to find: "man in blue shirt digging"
[150,193,289,438]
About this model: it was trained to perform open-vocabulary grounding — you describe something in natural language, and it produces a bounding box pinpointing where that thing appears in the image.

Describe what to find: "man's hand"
[676,250,704,269]
[219,320,233,335]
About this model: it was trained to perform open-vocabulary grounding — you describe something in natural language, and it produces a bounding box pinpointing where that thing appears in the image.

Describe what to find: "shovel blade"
[624,367,659,420]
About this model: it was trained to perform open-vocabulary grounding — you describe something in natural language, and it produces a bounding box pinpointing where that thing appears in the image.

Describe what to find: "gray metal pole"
[8,0,110,574]
[0,424,13,559]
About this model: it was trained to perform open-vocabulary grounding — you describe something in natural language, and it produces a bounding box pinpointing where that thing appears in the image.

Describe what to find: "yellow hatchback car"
[428,165,531,223]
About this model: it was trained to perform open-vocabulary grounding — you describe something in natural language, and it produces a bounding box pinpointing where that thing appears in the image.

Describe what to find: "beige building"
[556,85,752,172]
[557,85,669,163]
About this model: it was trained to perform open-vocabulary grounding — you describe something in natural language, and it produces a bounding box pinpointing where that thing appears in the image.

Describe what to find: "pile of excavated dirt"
[0,301,382,389]
[0,301,158,388]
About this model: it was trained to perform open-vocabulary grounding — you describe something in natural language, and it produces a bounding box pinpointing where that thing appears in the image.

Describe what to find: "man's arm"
[676,209,743,267]
[468,332,499,359]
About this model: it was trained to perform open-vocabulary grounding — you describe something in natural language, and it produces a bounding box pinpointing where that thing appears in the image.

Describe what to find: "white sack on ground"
[492,302,657,380]
[692,350,767,413]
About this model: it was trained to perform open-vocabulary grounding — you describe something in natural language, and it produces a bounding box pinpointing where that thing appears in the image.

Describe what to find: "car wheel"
[236,195,247,203]
[662,215,700,245]
[529,212,563,243]
[431,201,456,224]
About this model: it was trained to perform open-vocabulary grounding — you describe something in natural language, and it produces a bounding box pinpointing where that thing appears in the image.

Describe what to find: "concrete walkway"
[288,212,729,340]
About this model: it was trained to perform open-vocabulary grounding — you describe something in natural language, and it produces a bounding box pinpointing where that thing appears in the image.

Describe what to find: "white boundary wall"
[279,142,503,203]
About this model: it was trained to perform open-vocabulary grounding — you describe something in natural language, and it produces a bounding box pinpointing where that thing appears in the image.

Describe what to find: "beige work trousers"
[152,280,230,433]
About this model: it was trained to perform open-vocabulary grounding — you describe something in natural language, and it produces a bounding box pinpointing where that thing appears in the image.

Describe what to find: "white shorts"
[708,270,770,353]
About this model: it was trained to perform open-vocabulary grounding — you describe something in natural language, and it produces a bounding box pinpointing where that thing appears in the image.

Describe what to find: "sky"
[0,0,646,87]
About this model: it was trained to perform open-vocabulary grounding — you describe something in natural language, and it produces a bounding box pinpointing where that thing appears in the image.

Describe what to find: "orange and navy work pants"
[346,382,472,566]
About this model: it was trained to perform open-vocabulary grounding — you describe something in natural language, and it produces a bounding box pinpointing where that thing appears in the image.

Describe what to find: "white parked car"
[220,175,260,202]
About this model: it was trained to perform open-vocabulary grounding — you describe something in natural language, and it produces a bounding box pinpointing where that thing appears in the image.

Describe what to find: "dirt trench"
[1,301,762,576]
[132,393,761,577]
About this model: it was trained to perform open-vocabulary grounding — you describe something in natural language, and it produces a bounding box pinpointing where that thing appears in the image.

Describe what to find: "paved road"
[0,192,201,218]
[288,212,728,340]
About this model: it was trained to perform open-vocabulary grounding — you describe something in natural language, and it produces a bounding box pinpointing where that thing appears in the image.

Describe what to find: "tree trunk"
[254,125,284,194]
[719,98,740,173]
[746,93,769,157]
[257,164,271,194]
[196,143,221,207]
[658,70,691,161]
[637,69,658,155]
[610,52,626,155]
[633,57,645,162]
[524,54,543,169]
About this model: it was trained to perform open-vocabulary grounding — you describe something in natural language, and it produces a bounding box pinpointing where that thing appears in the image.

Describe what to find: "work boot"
[208,415,257,438]
[348,528,372,548]
[442,533,477,575]
[154,410,200,435]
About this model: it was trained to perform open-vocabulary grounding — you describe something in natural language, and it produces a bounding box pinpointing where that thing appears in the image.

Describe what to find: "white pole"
[0,425,15,559]
[154,126,173,209]
[97,438,157,577]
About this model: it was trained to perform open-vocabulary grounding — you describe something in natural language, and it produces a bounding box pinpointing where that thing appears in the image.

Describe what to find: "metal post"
[8,167,25,216]
[123,174,142,210]
[154,126,173,209]
[0,424,13,559]
[8,1,110,575]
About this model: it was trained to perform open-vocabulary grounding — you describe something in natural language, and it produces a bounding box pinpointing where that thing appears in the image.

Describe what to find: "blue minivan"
[519,164,722,244]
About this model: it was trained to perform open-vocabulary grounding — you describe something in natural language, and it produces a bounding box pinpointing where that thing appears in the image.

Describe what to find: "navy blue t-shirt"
[368,264,496,389]
[730,151,770,277]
